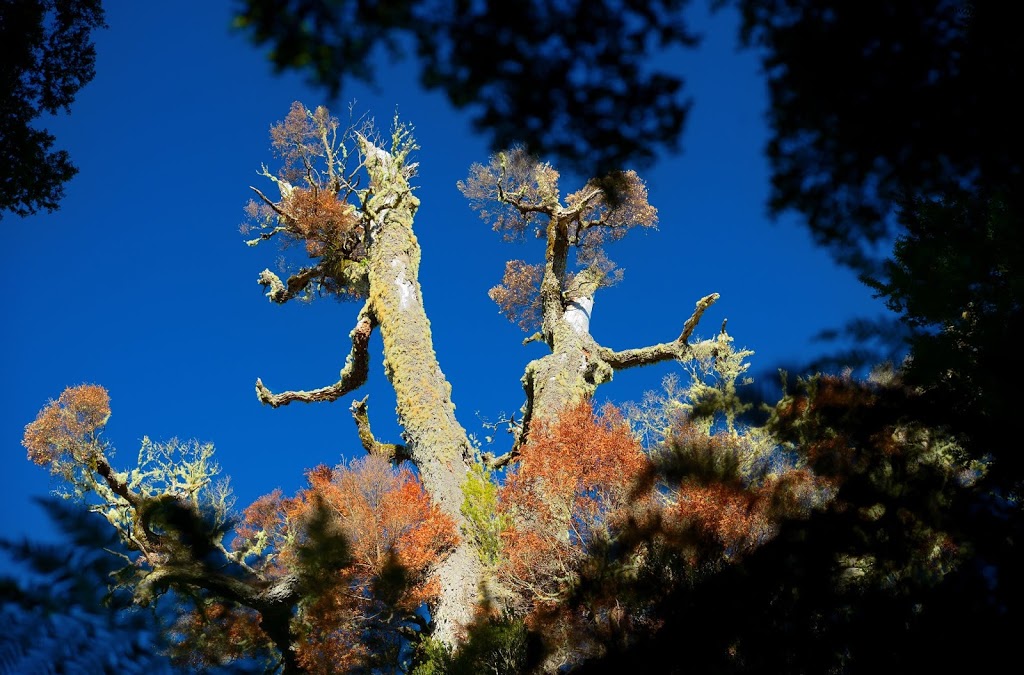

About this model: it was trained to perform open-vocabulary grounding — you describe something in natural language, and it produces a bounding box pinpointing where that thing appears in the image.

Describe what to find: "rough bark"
[358,136,483,647]
[517,202,721,447]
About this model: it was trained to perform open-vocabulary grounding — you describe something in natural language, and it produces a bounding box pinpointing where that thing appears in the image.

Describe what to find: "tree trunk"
[360,138,482,648]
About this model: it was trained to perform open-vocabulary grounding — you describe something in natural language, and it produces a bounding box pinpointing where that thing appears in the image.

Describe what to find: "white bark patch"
[564,296,594,335]
[391,259,415,310]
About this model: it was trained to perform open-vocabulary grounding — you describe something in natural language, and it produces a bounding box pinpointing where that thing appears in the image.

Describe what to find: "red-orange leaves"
[23,384,110,471]
[300,457,459,608]
[669,482,774,557]
[237,456,457,672]
[499,402,648,606]
[657,421,834,561]
[270,101,336,186]
[281,186,361,259]
[489,259,544,331]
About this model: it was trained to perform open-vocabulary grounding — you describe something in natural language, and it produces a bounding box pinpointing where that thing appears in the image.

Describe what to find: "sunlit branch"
[93,452,141,509]
[679,292,720,342]
[562,188,603,220]
[597,293,720,369]
[256,302,376,407]
[257,267,320,304]
[249,186,288,218]
[481,449,518,470]
[349,396,410,463]
[256,165,294,199]
[495,177,555,217]
[245,225,290,247]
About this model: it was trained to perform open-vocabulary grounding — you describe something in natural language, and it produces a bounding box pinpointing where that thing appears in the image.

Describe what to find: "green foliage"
[97,437,234,557]
[736,0,1024,268]
[460,460,509,569]
[413,616,531,675]
[626,329,755,441]
[682,330,755,434]
[864,193,1024,486]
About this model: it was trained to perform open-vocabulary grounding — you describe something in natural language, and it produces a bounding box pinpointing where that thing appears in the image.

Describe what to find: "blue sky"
[1,1,889,548]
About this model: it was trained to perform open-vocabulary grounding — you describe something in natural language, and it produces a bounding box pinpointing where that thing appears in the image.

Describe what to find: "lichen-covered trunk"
[524,313,611,425]
[361,141,481,647]
[522,213,613,433]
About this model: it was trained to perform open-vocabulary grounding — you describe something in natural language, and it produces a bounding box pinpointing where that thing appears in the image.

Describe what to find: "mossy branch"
[257,267,320,304]
[597,293,720,369]
[349,396,410,462]
[255,302,376,407]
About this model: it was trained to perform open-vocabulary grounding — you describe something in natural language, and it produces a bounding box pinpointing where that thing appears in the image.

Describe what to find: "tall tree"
[21,101,1008,672]
[459,148,723,457]
[0,0,106,218]
[21,103,729,670]
[245,104,724,648]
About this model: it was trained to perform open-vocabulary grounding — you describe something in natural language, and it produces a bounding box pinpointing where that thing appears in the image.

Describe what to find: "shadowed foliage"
[1,0,106,218]
[234,0,698,172]
[735,0,1023,267]
[0,498,178,674]
[565,370,1012,674]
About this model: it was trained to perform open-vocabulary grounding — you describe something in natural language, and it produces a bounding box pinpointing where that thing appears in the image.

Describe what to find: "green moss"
[460,461,509,568]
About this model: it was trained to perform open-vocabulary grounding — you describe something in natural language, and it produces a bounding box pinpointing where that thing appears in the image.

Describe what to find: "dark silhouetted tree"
[0,497,178,674]
[234,0,698,173]
[0,0,106,218]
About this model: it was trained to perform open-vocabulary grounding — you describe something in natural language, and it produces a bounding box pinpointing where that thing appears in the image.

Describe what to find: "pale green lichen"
[460,460,509,569]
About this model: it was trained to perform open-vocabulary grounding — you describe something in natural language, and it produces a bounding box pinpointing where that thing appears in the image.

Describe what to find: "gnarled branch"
[349,396,410,462]
[257,267,320,304]
[256,302,376,407]
[597,293,720,370]
[480,449,518,470]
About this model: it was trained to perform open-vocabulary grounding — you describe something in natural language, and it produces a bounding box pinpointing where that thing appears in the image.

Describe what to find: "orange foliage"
[269,101,336,186]
[566,170,658,262]
[169,602,268,670]
[22,384,110,470]
[293,457,459,609]
[499,401,648,607]
[281,186,361,259]
[669,483,773,557]
[459,146,561,240]
[656,422,834,560]
[488,259,544,331]
[233,456,457,672]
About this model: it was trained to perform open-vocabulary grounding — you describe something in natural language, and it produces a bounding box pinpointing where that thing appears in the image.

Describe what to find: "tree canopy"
[8,0,1023,671]
[235,0,698,173]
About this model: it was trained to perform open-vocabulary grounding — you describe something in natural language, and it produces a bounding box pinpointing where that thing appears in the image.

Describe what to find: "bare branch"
[255,303,376,407]
[257,267,320,304]
[480,449,518,470]
[597,293,720,370]
[249,186,288,218]
[680,292,720,342]
[245,226,290,247]
[349,396,410,462]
